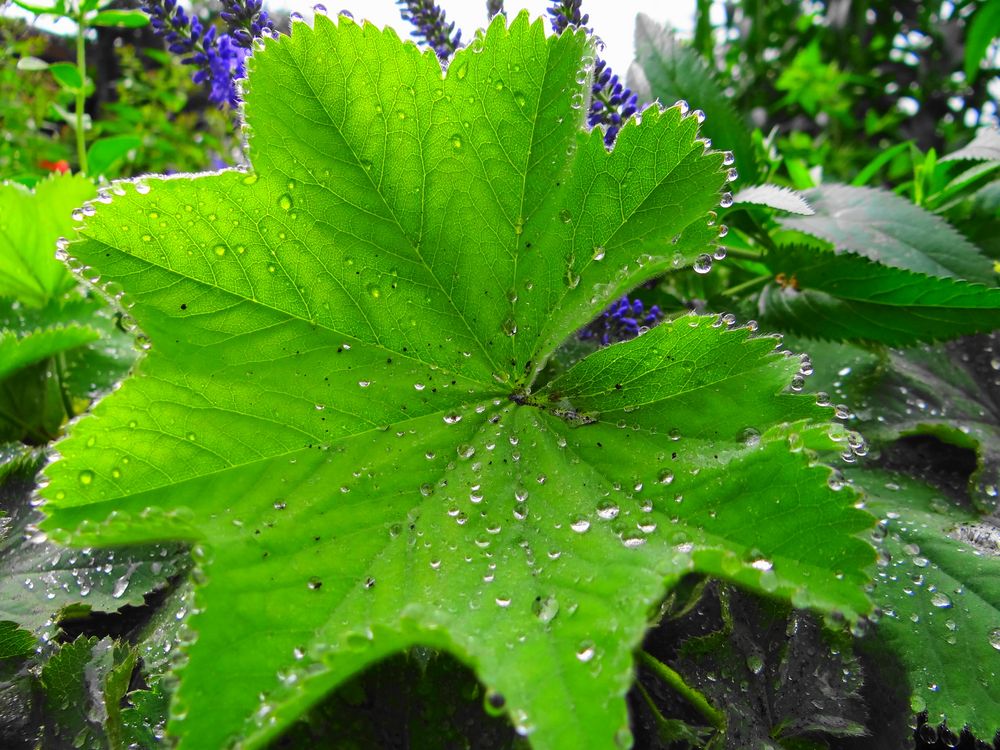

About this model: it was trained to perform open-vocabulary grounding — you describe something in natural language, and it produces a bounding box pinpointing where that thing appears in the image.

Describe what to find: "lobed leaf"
[853,469,1000,738]
[40,13,872,749]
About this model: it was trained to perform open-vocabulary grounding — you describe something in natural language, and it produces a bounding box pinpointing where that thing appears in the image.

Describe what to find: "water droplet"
[495,596,511,608]
[455,62,468,80]
[307,577,323,590]
[719,192,734,208]
[242,173,258,185]
[278,194,293,211]
[931,592,952,608]
[559,209,572,223]
[576,641,595,662]
[443,413,462,425]
[592,246,606,261]
[596,500,619,520]
[78,470,94,486]
[746,653,764,675]
[658,470,674,485]
[570,516,590,533]
[451,134,462,149]
[673,100,689,116]
[989,627,1000,650]
[532,595,559,623]
[693,254,713,274]
[457,444,475,459]
[213,245,226,257]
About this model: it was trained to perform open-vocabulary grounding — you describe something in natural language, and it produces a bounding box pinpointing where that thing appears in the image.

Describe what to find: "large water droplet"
[532,595,559,623]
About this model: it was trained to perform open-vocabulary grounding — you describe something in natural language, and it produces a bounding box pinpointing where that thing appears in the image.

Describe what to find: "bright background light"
[310,2,694,75]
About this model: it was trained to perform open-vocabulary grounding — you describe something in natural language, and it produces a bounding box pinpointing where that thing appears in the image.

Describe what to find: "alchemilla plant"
[2,0,999,748]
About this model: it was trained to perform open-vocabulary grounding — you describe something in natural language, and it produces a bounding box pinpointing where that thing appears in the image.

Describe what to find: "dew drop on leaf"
[989,627,1000,651]
[693,254,713,274]
[575,641,595,662]
[931,592,952,608]
[278,194,293,211]
[531,596,559,622]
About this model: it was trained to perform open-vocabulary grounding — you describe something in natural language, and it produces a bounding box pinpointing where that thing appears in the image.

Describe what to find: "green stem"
[74,13,88,174]
[54,353,76,421]
[722,273,772,298]
[639,651,725,730]
[722,246,764,261]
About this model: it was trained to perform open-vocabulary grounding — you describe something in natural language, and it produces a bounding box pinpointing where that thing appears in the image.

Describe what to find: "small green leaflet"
[852,469,1000,737]
[42,13,872,749]
[0,174,95,307]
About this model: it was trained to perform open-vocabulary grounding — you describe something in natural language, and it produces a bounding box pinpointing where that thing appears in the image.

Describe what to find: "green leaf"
[0,325,100,381]
[0,452,185,634]
[0,174,95,307]
[835,334,1000,512]
[40,14,871,749]
[16,56,49,71]
[90,8,149,27]
[965,0,1000,82]
[631,13,757,184]
[779,184,997,284]
[759,245,1000,345]
[941,127,1000,163]
[0,620,36,659]
[85,136,142,177]
[852,469,1000,737]
[48,61,84,91]
[732,184,814,215]
[40,636,138,750]
[671,587,866,747]
[9,0,66,16]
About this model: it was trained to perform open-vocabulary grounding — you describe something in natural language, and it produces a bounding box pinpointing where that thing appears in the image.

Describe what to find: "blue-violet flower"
[397,0,462,60]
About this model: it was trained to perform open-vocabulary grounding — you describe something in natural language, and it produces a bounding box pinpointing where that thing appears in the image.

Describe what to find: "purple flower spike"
[580,295,664,345]
[547,1,640,145]
[397,0,462,60]
[143,0,274,108]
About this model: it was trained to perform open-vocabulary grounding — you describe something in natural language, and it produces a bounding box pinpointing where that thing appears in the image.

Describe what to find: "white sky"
[5,1,695,79]
[316,1,694,74]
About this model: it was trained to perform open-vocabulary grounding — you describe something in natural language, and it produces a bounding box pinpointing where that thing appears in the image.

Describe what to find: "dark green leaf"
[965,0,1000,82]
[852,469,1000,737]
[760,245,1000,345]
[631,13,757,184]
[85,136,141,177]
[0,620,35,659]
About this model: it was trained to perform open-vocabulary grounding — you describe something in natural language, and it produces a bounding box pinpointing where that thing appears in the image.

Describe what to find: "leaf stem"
[639,650,725,730]
[721,246,763,261]
[74,12,89,174]
[722,273,772,298]
[54,353,76,421]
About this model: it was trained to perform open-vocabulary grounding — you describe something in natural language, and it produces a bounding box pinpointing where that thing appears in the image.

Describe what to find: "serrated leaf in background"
[630,13,757,185]
[732,184,814,215]
[779,184,996,284]
[759,245,1000,346]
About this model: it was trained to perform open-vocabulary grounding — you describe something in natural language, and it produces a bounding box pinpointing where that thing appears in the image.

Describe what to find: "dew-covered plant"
[1,1,999,749]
